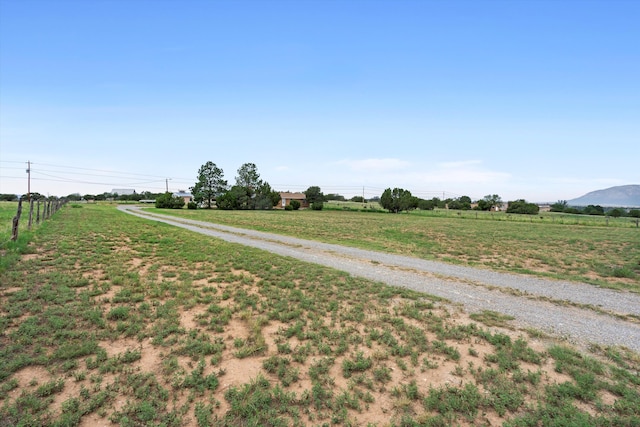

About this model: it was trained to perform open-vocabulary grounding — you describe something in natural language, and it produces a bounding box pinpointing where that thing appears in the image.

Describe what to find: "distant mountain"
[568,185,640,207]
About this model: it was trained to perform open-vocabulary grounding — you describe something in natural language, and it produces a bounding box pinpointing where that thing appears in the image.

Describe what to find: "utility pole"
[165,178,171,193]
[26,161,31,201]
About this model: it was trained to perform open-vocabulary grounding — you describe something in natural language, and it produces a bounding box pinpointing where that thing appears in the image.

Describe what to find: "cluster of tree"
[380,188,417,213]
[325,193,345,202]
[155,192,185,209]
[1,193,52,201]
[64,191,164,202]
[505,199,540,215]
[551,200,640,218]
[189,162,280,210]
[379,188,507,214]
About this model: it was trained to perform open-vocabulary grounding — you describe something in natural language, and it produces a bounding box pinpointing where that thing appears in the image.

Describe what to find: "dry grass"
[0,204,638,426]
[154,206,640,292]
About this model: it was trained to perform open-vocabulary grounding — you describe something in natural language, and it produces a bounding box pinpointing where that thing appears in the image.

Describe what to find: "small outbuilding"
[278,192,309,209]
[173,191,193,205]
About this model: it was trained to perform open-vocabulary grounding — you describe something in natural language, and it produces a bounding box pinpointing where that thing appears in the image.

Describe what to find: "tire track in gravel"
[119,206,640,352]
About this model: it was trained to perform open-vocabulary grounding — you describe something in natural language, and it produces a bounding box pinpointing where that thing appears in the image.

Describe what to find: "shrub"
[506,199,539,215]
[289,200,301,210]
[187,201,197,210]
[312,201,324,210]
[155,193,185,209]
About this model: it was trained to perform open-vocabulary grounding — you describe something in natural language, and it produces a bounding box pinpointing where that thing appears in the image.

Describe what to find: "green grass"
[151,205,640,292]
[0,203,639,426]
[0,202,38,273]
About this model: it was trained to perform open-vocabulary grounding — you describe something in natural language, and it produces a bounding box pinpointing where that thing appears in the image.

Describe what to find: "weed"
[342,352,373,378]
[470,310,515,328]
[424,383,483,422]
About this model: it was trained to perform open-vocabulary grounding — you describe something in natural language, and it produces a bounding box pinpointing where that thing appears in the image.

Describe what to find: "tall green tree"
[380,188,416,213]
[191,161,227,209]
[477,194,503,211]
[305,186,324,210]
[304,186,324,204]
[235,163,263,209]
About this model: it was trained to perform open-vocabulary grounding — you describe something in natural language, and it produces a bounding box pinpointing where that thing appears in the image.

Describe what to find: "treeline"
[0,191,167,203]
[378,188,640,217]
[550,201,640,218]
[379,189,516,214]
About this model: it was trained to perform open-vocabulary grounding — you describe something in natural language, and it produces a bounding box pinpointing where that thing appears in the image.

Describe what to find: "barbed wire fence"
[11,197,67,241]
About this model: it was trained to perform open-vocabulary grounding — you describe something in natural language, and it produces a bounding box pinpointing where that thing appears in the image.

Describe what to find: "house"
[278,192,309,209]
[173,191,193,205]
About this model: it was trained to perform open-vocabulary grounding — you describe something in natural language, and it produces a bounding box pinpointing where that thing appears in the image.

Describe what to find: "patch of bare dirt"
[94,285,119,303]
[0,287,23,296]
[180,308,207,331]
[78,412,111,427]
[2,366,52,406]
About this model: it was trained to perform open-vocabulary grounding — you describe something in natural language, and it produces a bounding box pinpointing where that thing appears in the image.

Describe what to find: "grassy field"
[0,202,38,274]
[1,203,639,426]
[149,205,640,293]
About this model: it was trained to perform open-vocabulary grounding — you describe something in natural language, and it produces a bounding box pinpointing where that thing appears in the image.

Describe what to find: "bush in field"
[155,193,185,209]
[312,201,323,210]
[418,199,437,210]
[550,200,568,212]
[583,205,605,216]
[187,201,197,210]
[608,208,624,218]
[289,200,301,210]
[506,199,539,215]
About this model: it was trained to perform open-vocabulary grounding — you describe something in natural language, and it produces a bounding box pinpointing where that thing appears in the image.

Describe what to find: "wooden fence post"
[28,199,34,229]
[11,199,23,241]
[36,200,41,224]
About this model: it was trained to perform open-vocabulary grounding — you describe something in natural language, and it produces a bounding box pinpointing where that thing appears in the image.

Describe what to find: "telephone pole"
[26,161,31,201]
[165,178,171,193]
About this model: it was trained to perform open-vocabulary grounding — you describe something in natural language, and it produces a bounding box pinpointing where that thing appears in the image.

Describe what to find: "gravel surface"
[119,206,640,352]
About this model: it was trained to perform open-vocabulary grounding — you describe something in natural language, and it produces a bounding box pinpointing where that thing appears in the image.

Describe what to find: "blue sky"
[1,0,638,202]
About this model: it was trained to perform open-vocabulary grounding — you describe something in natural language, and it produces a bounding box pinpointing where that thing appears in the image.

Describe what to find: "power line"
[33,171,164,186]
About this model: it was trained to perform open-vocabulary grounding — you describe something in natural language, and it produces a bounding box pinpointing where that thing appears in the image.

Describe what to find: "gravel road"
[119,206,640,352]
